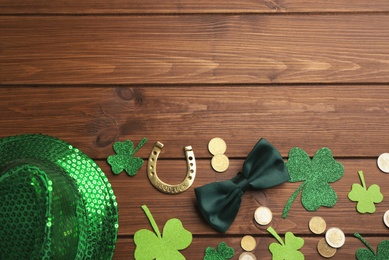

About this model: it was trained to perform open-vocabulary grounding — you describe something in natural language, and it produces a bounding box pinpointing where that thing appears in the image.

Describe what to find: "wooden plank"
[2,15,389,84]
[0,86,388,158]
[1,0,389,14]
[104,159,389,236]
[115,236,388,259]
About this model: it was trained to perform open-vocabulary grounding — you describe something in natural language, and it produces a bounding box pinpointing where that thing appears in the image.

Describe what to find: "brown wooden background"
[1,1,389,259]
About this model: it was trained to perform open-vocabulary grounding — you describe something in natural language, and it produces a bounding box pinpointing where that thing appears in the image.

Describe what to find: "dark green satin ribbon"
[194,138,290,233]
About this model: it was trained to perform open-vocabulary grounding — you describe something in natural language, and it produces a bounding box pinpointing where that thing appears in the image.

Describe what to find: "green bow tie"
[194,138,290,233]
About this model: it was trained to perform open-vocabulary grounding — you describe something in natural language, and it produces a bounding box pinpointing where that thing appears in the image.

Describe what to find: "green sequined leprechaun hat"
[0,134,119,259]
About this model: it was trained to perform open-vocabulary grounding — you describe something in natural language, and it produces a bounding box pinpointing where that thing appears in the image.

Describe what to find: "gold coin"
[239,252,257,260]
[383,210,389,228]
[317,238,337,258]
[325,227,345,248]
[211,154,229,172]
[241,235,256,252]
[309,216,327,234]
[254,206,272,225]
[208,137,227,155]
[377,153,389,173]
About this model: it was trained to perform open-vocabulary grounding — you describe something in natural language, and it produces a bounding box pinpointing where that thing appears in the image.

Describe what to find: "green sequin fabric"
[282,147,344,218]
[0,134,119,259]
[203,242,235,260]
[107,138,147,176]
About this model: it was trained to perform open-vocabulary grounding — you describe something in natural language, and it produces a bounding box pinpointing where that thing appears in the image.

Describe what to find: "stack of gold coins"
[240,235,257,259]
[208,137,229,172]
[309,216,342,258]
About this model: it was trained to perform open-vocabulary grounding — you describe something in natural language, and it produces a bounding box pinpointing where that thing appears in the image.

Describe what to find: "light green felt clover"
[354,233,389,260]
[107,137,147,176]
[134,205,192,260]
[348,171,383,213]
[282,147,344,218]
[267,227,305,260]
[203,242,234,260]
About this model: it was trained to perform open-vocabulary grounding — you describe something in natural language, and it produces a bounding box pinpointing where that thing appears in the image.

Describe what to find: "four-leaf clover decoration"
[348,171,383,213]
[203,242,234,260]
[134,205,193,260]
[354,233,389,260]
[107,137,147,176]
[282,147,344,218]
[267,226,304,260]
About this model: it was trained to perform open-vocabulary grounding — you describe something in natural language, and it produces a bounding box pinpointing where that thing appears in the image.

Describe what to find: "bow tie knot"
[195,138,290,233]
[232,172,250,193]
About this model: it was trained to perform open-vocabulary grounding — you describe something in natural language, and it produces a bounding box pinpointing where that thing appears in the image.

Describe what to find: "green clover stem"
[358,171,367,190]
[267,227,285,246]
[282,182,307,218]
[354,233,376,255]
[134,137,147,154]
[141,205,162,239]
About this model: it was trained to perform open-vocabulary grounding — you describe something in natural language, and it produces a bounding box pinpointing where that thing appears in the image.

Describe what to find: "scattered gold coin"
[317,238,337,258]
[211,154,229,172]
[239,252,257,260]
[325,227,345,248]
[241,235,256,252]
[254,206,272,225]
[309,216,327,234]
[208,137,227,155]
[377,153,389,173]
[383,210,389,228]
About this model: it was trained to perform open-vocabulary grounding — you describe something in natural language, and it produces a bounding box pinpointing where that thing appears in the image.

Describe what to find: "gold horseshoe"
[147,141,196,194]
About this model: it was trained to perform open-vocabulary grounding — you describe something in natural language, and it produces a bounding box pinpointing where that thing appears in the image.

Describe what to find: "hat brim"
[0,134,119,259]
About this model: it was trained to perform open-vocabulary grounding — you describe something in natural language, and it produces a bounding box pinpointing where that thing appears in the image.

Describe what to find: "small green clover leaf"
[354,233,389,260]
[107,137,147,176]
[203,242,234,260]
[267,227,304,260]
[282,147,344,218]
[348,171,383,213]
[134,205,192,260]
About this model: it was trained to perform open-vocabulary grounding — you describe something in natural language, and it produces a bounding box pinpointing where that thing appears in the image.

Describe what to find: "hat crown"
[0,134,118,260]
[0,160,86,259]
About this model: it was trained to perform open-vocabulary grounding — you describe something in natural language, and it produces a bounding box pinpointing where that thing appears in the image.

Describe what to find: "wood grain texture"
[115,236,389,259]
[1,0,389,14]
[2,1,389,259]
[0,86,388,158]
[2,15,389,84]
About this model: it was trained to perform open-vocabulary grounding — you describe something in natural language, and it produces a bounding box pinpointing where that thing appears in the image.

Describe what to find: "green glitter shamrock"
[107,137,147,176]
[203,242,234,260]
[354,233,389,260]
[282,147,344,218]
[348,171,383,214]
[134,205,192,260]
[267,227,304,260]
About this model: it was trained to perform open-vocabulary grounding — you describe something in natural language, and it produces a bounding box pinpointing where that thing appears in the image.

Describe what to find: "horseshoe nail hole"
[190,169,194,174]
[151,157,155,161]
[189,156,193,160]
[188,176,192,180]
[149,165,154,169]
[190,163,193,166]
[153,151,157,155]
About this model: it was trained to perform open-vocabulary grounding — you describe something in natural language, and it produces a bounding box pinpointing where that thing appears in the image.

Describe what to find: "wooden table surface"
[1,1,389,259]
